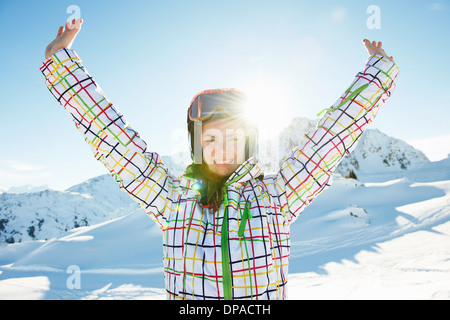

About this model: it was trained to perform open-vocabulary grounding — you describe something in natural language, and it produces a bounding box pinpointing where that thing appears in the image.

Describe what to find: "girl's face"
[201,118,246,177]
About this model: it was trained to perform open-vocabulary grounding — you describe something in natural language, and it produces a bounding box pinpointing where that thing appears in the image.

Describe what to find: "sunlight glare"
[243,80,291,139]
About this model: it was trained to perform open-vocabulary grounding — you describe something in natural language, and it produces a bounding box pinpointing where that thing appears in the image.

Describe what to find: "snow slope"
[0,210,166,299]
[1,175,449,299]
[0,175,140,243]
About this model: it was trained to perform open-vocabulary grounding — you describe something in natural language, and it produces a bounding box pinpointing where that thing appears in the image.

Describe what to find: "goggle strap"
[198,96,202,119]
[193,120,203,164]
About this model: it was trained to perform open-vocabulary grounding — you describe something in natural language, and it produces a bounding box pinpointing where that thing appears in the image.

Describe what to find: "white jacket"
[40,49,399,300]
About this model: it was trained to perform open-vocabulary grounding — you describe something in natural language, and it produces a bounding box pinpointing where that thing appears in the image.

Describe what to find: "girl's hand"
[45,18,83,60]
[363,39,394,62]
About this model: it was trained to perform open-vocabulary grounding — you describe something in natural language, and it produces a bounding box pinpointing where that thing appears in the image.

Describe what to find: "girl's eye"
[205,136,215,142]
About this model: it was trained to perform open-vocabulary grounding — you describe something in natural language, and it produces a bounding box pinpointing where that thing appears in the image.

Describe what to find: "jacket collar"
[180,156,263,190]
[224,156,263,186]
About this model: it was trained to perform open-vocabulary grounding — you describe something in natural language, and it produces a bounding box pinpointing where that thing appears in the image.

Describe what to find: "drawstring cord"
[238,200,252,238]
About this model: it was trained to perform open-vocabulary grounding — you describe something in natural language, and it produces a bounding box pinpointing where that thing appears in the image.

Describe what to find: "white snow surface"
[1,118,449,300]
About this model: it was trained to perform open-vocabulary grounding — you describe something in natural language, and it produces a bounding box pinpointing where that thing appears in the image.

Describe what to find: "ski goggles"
[188,88,248,121]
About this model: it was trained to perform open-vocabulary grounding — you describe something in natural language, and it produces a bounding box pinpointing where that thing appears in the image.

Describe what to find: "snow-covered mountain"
[336,128,430,180]
[258,117,430,180]
[0,185,49,195]
[0,117,440,244]
[0,175,140,244]
[0,154,190,244]
[258,117,319,173]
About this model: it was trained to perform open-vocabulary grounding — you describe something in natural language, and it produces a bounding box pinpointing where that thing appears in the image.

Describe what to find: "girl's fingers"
[363,39,372,48]
[57,26,64,37]
[75,18,83,29]
[364,39,383,48]
[62,18,83,32]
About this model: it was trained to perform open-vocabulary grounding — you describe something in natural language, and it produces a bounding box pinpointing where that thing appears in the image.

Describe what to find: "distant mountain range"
[1,116,448,244]
[258,117,431,180]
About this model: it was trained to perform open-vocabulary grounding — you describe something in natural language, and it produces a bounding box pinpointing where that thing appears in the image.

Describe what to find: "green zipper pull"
[238,200,252,238]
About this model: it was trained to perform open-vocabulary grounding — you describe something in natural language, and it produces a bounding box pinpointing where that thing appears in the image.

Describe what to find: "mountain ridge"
[0,117,440,243]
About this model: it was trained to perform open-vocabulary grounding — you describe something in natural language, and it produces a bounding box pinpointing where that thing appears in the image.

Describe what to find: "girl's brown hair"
[183,161,228,213]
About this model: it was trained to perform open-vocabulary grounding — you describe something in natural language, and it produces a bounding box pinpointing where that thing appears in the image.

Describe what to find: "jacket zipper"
[221,188,232,300]
[220,167,252,300]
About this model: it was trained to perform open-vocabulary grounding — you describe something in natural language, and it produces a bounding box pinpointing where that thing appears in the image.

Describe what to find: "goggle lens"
[189,90,247,120]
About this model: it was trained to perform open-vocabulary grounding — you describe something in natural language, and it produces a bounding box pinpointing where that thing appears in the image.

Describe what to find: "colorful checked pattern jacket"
[40,49,399,300]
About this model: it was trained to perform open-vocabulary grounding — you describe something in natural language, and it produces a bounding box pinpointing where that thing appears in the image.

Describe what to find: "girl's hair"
[183,161,228,213]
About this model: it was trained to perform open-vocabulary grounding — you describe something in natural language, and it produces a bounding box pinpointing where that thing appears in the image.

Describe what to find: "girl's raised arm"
[40,19,176,230]
[264,40,399,225]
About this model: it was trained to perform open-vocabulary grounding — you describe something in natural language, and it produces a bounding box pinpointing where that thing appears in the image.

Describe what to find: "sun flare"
[242,80,291,139]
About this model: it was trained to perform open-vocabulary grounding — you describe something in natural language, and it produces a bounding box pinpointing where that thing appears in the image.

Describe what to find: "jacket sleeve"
[264,53,400,225]
[39,48,175,230]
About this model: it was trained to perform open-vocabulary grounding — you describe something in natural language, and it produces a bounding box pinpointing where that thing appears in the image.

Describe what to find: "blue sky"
[0,0,449,191]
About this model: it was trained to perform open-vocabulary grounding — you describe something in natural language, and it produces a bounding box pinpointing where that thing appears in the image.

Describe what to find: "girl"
[41,18,399,300]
